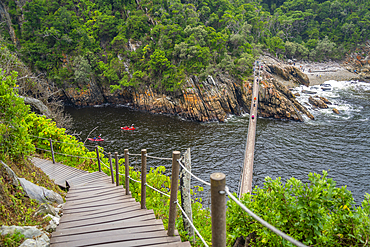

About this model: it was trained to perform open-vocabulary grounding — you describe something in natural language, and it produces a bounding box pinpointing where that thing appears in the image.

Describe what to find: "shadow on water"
[66,84,370,204]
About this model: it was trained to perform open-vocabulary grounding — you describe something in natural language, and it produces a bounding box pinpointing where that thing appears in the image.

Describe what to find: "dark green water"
[66,80,370,204]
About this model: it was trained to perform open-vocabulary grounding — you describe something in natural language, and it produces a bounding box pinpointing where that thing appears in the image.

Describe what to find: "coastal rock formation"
[258,76,314,120]
[62,81,105,106]
[308,96,328,109]
[314,96,331,105]
[266,64,310,86]
[61,69,314,122]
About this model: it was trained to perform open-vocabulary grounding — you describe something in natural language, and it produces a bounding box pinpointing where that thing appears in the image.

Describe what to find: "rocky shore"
[260,55,364,87]
[59,47,370,123]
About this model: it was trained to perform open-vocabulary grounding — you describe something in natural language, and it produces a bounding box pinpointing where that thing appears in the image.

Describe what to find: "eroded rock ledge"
[60,66,314,122]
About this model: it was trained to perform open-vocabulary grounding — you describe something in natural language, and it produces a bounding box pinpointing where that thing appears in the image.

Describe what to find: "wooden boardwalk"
[31,157,190,247]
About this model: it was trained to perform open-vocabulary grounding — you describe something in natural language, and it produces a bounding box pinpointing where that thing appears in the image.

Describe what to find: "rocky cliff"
[60,68,314,122]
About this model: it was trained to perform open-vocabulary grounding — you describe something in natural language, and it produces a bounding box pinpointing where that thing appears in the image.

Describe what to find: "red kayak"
[88,138,104,142]
[121,126,135,130]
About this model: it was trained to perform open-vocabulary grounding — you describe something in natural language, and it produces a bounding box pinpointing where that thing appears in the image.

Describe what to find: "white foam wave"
[293,80,369,122]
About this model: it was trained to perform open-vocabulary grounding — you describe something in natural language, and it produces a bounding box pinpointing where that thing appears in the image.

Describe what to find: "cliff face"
[60,70,314,122]
[266,64,310,86]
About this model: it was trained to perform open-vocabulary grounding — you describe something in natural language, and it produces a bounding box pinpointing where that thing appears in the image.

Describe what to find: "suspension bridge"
[239,60,261,196]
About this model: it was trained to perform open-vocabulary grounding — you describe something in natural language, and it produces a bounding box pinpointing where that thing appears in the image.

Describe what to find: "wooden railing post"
[179,148,194,240]
[108,152,114,184]
[168,151,181,236]
[141,149,147,209]
[115,152,119,186]
[49,138,55,164]
[96,146,101,172]
[124,149,130,195]
[211,173,226,247]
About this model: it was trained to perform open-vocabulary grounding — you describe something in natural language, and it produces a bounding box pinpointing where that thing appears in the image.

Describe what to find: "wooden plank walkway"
[239,63,261,196]
[31,157,191,247]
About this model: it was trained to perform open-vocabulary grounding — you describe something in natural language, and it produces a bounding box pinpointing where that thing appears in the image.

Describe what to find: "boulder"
[18,178,64,205]
[1,226,43,239]
[19,233,49,247]
[1,161,63,205]
[314,96,331,105]
[309,96,328,109]
[332,108,340,114]
[43,214,60,232]
[34,203,57,217]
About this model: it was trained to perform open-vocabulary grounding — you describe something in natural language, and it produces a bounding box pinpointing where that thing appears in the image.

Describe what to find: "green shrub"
[0,69,34,159]
[227,171,370,246]
[0,230,25,247]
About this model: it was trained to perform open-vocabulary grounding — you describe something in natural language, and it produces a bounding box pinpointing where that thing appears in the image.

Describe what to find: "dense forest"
[1,0,370,92]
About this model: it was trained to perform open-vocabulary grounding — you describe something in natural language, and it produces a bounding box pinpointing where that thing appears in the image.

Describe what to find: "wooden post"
[109,152,114,184]
[179,148,194,240]
[168,151,181,236]
[141,149,147,209]
[96,146,101,172]
[115,152,119,186]
[49,138,55,164]
[211,173,226,247]
[124,149,130,195]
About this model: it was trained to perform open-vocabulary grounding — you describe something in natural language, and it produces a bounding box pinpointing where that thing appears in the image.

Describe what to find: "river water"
[65,80,370,205]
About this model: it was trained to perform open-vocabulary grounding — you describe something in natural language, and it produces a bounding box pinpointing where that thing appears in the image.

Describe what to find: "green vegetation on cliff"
[1,0,369,93]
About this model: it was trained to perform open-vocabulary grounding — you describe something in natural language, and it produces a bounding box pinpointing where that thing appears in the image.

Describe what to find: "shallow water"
[66,80,370,205]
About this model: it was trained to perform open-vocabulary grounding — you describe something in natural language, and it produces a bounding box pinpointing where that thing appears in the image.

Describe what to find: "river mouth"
[65,80,370,205]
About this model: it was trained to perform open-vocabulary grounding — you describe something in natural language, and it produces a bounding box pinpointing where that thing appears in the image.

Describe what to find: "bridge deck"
[239,65,260,196]
[31,157,190,247]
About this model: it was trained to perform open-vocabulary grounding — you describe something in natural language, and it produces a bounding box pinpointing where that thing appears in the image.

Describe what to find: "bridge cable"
[176,201,209,247]
[178,159,210,186]
[35,147,96,160]
[145,154,172,161]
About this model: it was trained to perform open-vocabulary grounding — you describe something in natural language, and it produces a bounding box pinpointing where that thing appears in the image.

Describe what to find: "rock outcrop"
[61,70,314,122]
[62,80,105,106]
[258,76,314,120]
[333,108,340,114]
[266,64,310,86]
[308,96,328,109]
[314,96,331,105]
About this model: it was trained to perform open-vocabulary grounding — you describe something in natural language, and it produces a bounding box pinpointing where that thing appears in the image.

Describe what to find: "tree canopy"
[1,0,369,92]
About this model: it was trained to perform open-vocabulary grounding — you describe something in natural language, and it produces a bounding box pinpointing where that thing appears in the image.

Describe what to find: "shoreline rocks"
[60,71,315,122]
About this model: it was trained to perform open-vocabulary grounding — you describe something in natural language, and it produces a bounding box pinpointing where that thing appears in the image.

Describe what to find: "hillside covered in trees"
[1,0,369,93]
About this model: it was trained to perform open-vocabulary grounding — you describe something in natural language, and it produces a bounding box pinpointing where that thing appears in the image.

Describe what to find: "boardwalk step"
[152,242,192,246]
[30,157,88,188]
[31,157,189,247]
